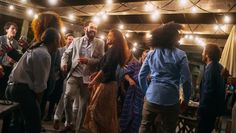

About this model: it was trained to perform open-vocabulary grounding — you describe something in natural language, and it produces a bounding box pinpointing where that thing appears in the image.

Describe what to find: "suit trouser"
[197,109,217,133]
[64,76,89,131]
[5,83,41,133]
[139,101,179,133]
[232,102,236,133]
[54,79,78,126]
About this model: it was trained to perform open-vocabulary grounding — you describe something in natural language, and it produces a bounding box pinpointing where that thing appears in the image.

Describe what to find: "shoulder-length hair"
[31,11,65,47]
[109,29,130,67]
[151,22,183,49]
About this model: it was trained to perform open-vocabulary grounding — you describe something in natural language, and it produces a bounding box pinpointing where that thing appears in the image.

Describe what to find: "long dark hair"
[109,29,129,67]
[151,22,183,49]
[29,28,60,49]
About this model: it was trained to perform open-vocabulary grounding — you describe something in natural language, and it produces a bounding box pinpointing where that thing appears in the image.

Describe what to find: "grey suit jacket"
[0,35,20,66]
[61,36,105,82]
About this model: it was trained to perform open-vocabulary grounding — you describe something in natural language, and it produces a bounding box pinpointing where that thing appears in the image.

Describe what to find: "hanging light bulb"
[26,9,34,16]
[191,6,197,13]
[9,5,15,10]
[92,16,101,25]
[68,14,75,21]
[48,0,58,6]
[224,15,231,23]
[179,0,187,6]
[119,24,124,29]
[125,33,130,38]
[106,0,113,5]
[61,27,67,33]
[132,47,137,52]
[150,10,160,21]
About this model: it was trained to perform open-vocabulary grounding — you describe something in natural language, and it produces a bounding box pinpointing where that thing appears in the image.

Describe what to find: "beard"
[86,30,96,40]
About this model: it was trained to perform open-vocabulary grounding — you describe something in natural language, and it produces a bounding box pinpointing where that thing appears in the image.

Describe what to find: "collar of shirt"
[83,36,93,49]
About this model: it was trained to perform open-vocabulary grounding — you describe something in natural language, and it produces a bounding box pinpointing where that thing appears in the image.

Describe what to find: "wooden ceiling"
[0,0,236,59]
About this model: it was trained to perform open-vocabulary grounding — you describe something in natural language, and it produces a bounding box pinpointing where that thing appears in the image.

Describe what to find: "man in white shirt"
[61,21,104,132]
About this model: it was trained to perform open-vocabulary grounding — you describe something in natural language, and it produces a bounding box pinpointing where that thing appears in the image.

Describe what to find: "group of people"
[0,11,231,133]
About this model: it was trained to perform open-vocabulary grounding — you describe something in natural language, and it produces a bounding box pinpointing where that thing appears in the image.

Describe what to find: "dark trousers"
[139,101,179,133]
[5,83,41,133]
[197,110,217,133]
[0,66,12,99]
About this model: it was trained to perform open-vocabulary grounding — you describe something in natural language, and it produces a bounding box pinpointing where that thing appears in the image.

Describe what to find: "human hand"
[61,64,68,74]
[128,79,136,87]
[78,57,88,64]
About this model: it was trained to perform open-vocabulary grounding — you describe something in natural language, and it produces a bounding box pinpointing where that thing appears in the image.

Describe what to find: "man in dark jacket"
[198,44,226,133]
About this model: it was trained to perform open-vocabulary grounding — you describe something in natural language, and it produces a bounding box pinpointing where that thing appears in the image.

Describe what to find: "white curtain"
[220,26,236,77]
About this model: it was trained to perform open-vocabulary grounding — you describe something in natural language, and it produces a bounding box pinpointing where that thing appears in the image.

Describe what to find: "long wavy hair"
[31,11,65,47]
[109,29,130,67]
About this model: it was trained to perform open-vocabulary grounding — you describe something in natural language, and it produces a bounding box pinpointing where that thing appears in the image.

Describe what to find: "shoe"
[53,119,60,130]
[61,124,74,132]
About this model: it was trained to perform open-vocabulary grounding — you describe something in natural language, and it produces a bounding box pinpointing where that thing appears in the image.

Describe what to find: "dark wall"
[0,14,23,39]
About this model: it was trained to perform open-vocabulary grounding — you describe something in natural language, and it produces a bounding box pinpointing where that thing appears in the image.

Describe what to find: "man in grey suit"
[0,22,21,99]
[61,21,104,132]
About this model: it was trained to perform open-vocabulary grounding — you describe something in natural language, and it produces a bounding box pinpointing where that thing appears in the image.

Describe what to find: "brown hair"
[4,22,18,33]
[205,44,221,62]
[31,11,65,47]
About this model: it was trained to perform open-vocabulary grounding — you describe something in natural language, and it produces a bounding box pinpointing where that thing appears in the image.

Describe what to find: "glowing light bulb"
[48,0,58,6]
[61,27,67,33]
[68,14,75,21]
[133,42,138,47]
[119,24,124,29]
[106,0,112,4]
[150,10,160,21]
[179,0,187,6]
[191,6,197,13]
[26,9,34,16]
[125,33,130,38]
[224,15,231,23]
[92,16,101,25]
[132,47,137,52]
[9,5,14,10]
